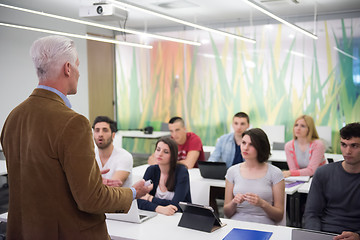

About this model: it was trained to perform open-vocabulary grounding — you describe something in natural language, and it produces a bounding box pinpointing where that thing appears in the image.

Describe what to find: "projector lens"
[96,6,103,14]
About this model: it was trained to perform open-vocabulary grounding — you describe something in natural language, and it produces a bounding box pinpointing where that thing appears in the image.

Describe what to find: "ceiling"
[1,0,360,33]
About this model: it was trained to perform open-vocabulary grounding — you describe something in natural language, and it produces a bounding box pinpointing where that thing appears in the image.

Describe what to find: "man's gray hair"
[30,35,78,82]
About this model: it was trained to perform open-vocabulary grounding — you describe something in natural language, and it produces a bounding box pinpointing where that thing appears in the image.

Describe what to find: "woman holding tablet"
[137,137,191,215]
[223,128,285,225]
[283,115,326,178]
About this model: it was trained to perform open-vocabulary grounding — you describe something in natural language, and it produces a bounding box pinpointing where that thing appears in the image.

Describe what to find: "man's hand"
[334,232,360,240]
[132,179,153,199]
[100,169,122,186]
[102,178,122,187]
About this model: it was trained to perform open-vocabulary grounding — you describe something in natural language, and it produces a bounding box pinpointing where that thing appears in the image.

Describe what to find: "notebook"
[292,228,337,240]
[106,200,157,224]
[223,228,273,240]
[198,161,227,180]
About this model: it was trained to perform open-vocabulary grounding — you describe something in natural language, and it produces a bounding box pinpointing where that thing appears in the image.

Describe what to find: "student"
[93,116,133,187]
[223,128,285,225]
[148,116,205,169]
[208,112,250,168]
[283,115,326,177]
[304,122,360,239]
[138,137,192,216]
[0,35,151,239]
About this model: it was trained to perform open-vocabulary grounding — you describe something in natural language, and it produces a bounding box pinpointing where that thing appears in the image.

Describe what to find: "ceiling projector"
[79,3,128,21]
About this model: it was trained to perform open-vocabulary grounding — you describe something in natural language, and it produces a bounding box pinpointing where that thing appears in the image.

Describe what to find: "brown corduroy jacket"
[1,89,133,240]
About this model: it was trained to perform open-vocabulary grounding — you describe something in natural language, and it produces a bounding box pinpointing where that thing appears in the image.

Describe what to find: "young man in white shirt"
[93,116,133,187]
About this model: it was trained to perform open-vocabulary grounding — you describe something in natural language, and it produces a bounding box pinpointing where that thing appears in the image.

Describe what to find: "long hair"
[242,128,271,163]
[155,137,178,191]
[293,115,319,142]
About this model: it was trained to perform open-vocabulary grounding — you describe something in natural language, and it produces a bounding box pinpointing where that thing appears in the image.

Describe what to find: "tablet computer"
[178,202,226,232]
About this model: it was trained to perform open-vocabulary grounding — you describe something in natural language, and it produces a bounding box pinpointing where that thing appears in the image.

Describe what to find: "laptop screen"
[198,161,227,180]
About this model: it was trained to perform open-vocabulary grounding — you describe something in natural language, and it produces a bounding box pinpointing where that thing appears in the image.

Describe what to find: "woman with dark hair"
[223,128,285,225]
[137,137,192,215]
[283,115,326,178]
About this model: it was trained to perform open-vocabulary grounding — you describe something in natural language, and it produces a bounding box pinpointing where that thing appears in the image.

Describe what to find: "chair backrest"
[261,125,285,147]
[316,126,332,151]
[273,142,285,150]
[160,122,169,131]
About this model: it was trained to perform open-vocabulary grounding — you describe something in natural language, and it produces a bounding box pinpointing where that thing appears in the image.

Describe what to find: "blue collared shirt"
[37,85,72,109]
[208,132,244,168]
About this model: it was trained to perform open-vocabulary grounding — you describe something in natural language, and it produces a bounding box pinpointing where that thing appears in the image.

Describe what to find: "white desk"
[0,212,293,239]
[114,131,170,150]
[117,131,170,139]
[269,150,343,163]
[297,178,313,194]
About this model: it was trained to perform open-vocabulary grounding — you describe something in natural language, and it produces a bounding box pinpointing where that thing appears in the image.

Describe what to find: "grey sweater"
[304,161,360,234]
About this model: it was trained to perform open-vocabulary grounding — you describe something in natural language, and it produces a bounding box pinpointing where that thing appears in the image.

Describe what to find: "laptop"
[106,200,157,224]
[292,228,337,240]
[198,161,227,180]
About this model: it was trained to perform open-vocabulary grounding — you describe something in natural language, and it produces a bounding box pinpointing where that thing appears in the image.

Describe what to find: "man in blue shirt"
[208,112,250,168]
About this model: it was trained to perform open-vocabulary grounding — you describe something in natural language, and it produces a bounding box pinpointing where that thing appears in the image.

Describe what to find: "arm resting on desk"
[178,150,200,169]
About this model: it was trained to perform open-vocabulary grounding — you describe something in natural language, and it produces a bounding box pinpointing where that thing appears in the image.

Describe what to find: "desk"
[269,150,343,163]
[115,131,170,154]
[117,131,170,140]
[297,178,312,194]
[0,212,293,239]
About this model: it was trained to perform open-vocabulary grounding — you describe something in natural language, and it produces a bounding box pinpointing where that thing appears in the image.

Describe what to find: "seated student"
[138,137,192,216]
[93,116,133,187]
[223,128,285,225]
[208,112,250,168]
[148,116,205,169]
[304,122,360,240]
[283,115,326,178]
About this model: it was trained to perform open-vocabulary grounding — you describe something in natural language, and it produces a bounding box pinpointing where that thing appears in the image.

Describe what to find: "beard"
[96,137,113,149]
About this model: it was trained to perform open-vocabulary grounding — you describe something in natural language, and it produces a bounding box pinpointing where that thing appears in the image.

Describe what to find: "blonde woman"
[283,115,326,178]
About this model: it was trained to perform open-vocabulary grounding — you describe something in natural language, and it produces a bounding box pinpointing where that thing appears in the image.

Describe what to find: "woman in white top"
[137,137,191,215]
[223,128,285,225]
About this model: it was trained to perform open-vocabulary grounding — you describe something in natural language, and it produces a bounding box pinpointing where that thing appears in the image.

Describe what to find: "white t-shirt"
[95,146,133,188]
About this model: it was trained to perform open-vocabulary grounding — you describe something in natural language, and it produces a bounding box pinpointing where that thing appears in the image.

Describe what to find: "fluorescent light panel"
[107,0,256,44]
[334,47,358,60]
[0,22,152,49]
[242,0,318,40]
[0,3,200,46]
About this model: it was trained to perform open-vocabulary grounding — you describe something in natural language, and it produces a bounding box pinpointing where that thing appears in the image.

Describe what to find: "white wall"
[0,9,90,132]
